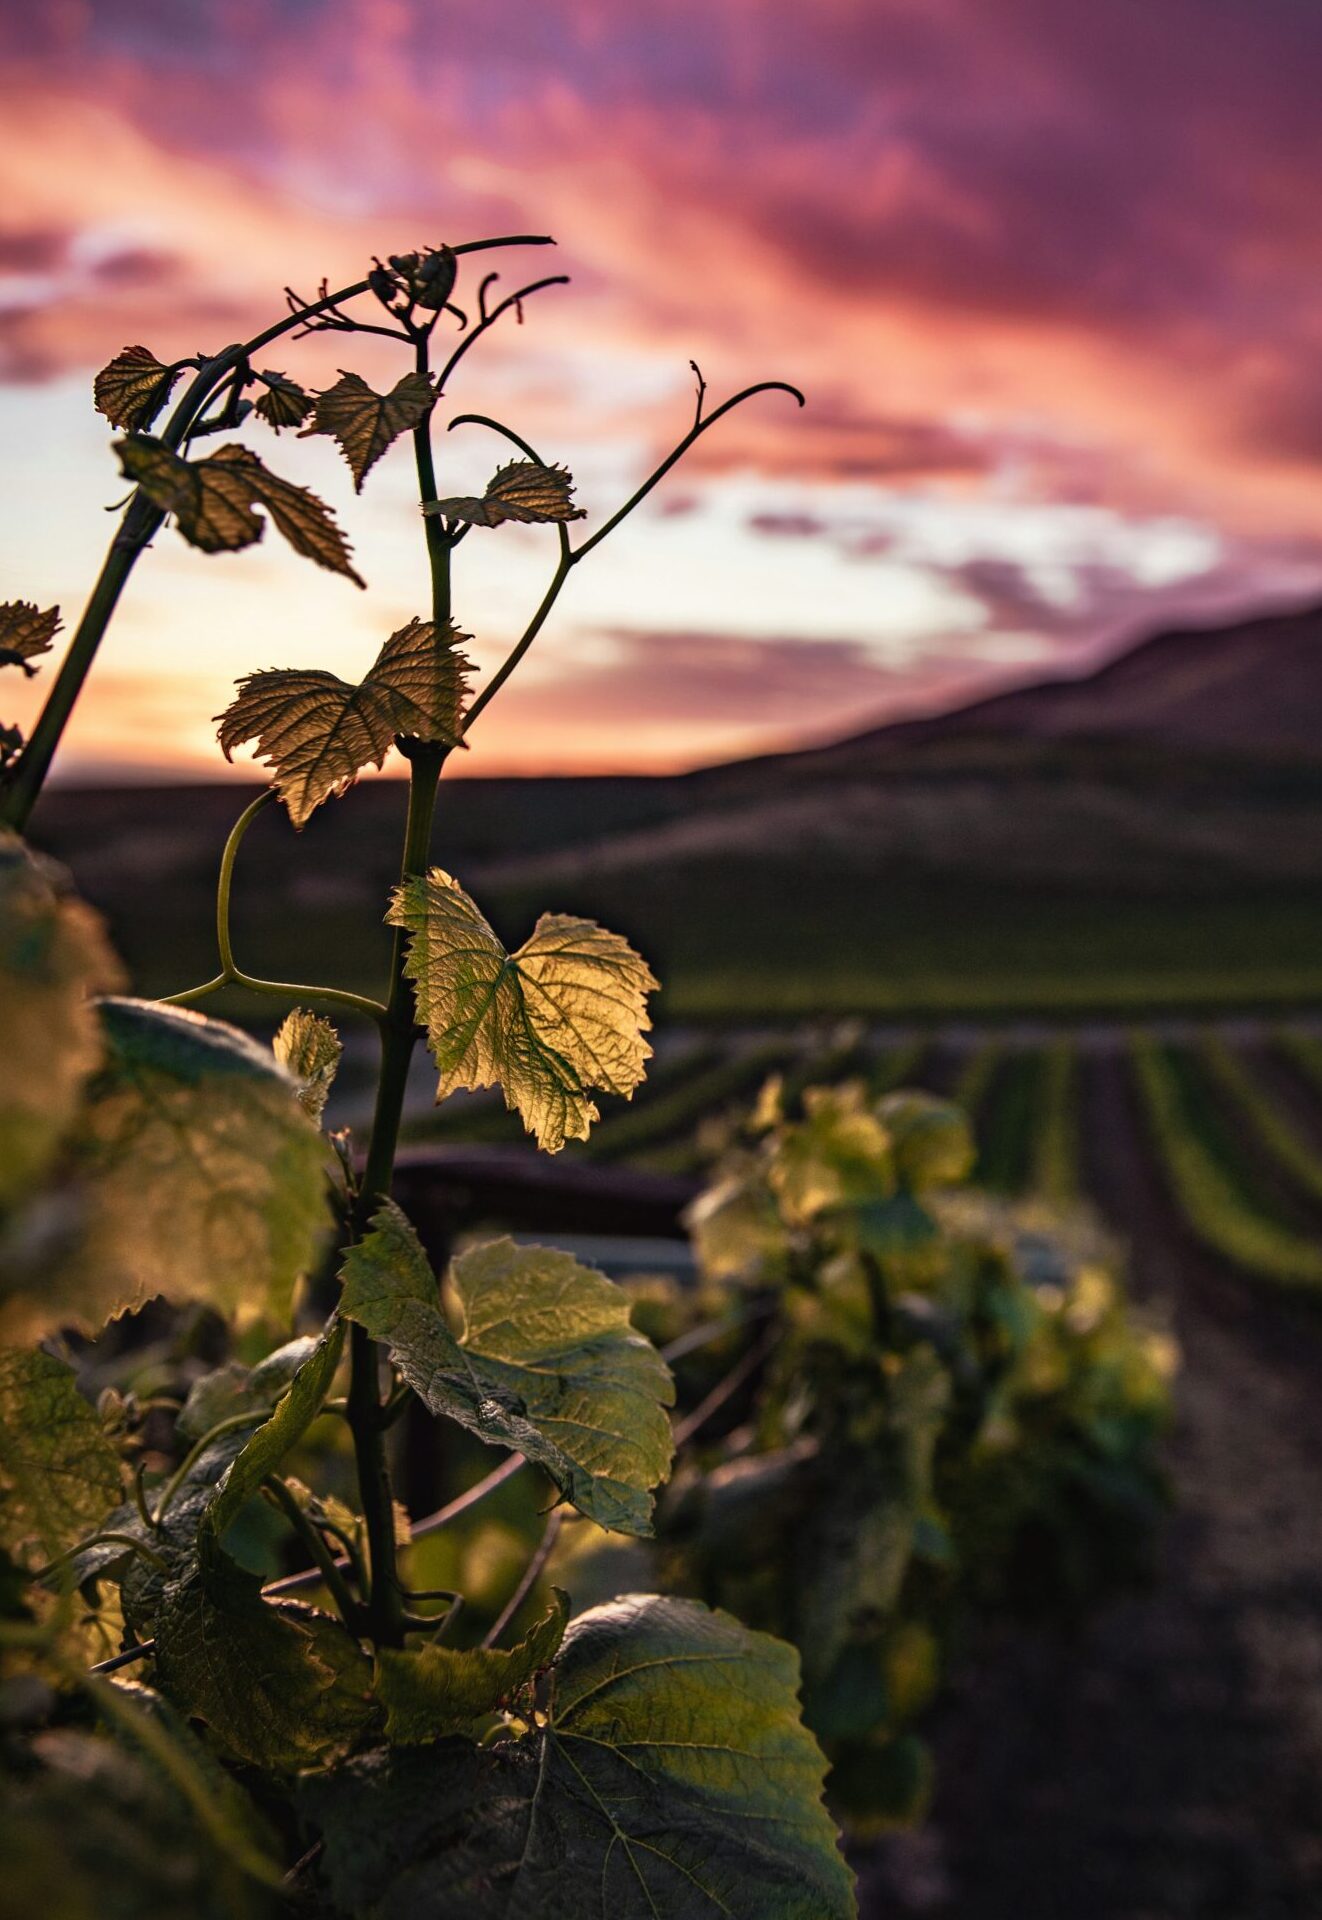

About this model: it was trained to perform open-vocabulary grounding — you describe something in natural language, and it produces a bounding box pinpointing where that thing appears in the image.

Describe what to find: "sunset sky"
[3,1,1322,779]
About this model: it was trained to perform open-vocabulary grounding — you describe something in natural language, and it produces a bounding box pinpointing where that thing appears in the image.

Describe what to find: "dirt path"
[858,1052,1322,1919]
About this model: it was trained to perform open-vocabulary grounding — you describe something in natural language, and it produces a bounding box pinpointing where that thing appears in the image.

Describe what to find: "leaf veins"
[0,602,61,677]
[217,619,472,826]
[423,460,586,529]
[94,346,182,432]
[115,437,364,586]
[302,369,436,491]
[387,870,657,1151]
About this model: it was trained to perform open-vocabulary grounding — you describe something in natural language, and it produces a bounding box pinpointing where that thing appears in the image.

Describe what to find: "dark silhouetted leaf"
[424,459,585,528]
[303,369,435,490]
[217,619,470,826]
[340,1206,674,1534]
[375,1590,569,1743]
[0,1346,122,1567]
[274,1009,342,1121]
[302,1594,856,1919]
[116,437,364,585]
[94,345,181,432]
[0,600,60,676]
[253,369,313,430]
[388,870,656,1152]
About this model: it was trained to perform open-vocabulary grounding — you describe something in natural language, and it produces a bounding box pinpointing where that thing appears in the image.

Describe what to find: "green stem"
[263,1476,362,1631]
[161,788,387,1021]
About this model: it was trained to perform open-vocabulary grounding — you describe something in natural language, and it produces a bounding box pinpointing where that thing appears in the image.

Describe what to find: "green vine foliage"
[0,238,854,1915]
[633,1079,1175,1834]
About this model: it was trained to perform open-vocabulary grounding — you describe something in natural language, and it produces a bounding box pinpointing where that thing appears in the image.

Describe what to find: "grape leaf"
[115,437,364,585]
[253,369,313,430]
[154,1556,376,1773]
[0,832,121,1213]
[339,1206,674,1535]
[0,1347,122,1568]
[388,870,657,1152]
[424,459,586,528]
[375,1590,569,1743]
[302,369,436,490]
[0,600,60,676]
[274,1009,342,1121]
[217,619,470,827]
[1,999,331,1343]
[94,345,182,432]
[301,1595,856,1920]
[204,1316,344,1540]
[876,1091,973,1191]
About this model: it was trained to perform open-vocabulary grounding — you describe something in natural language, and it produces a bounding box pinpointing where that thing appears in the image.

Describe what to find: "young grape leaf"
[116,437,364,585]
[274,1009,342,1122]
[0,832,121,1213]
[388,870,657,1152]
[0,600,61,676]
[301,1594,856,1920]
[253,369,313,430]
[302,369,436,490]
[154,1556,376,1773]
[204,1316,344,1540]
[177,1334,319,1442]
[1,998,331,1343]
[339,1206,674,1534]
[94,345,182,432]
[375,1590,569,1744]
[0,1347,122,1568]
[217,619,471,826]
[423,459,585,528]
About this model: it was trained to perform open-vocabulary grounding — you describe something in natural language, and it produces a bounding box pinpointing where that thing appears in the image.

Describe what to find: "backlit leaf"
[217,619,470,826]
[274,1009,342,1121]
[176,1332,320,1441]
[303,369,435,490]
[375,1590,569,1743]
[154,1556,375,1773]
[253,369,313,430]
[94,345,181,432]
[1,999,331,1342]
[0,832,120,1212]
[339,1206,674,1534]
[0,600,60,676]
[388,870,657,1152]
[116,437,364,585]
[0,1347,122,1568]
[302,1594,856,1919]
[424,459,585,528]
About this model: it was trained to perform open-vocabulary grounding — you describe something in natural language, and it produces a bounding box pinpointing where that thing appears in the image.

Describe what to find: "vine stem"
[0,232,555,834]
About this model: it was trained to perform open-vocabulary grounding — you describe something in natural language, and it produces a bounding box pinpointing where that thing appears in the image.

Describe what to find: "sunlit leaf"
[252,369,313,430]
[154,1555,376,1773]
[876,1091,973,1191]
[388,870,657,1152]
[424,459,585,528]
[303,369,435,490]
[302,1594,856,1919]
[0,1347,122,1568]
[771,1084,893,1224]
[177,1332,319,1441]
[217,619,470,826]
[116,437,364,585]
[204,1316,344,1540]
[0,600,60,676]
[339,1206,674,1534]
[94,345,181,432]
[274,1009,342,1121]
[375,1590,569,1744]
[0,832,121,1213]
[1,999,331,1343]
